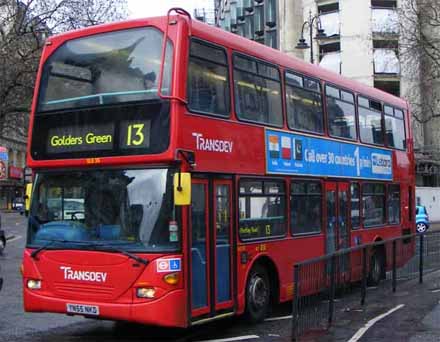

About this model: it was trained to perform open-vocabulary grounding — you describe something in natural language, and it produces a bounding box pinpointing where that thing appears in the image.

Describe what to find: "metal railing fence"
[291,231,440,341]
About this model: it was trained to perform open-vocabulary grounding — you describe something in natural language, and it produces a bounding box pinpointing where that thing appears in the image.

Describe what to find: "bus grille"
[54,282,115,298]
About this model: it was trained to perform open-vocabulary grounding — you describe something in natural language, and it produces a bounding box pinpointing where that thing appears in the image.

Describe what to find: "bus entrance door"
[190,178,234,322]
[325,182,351,276]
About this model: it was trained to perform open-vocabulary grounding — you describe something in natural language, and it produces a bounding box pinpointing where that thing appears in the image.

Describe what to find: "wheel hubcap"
[250,275,268,309]
[417,223,426,233]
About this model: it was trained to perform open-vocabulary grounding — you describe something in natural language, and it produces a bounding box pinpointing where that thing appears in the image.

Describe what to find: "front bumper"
[24,288,187,327]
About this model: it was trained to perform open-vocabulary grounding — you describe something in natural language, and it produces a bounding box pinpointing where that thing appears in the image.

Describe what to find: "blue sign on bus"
[265,129,393,180]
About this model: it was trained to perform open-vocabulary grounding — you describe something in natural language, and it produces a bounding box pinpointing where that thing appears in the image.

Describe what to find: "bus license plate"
[66,303,99,316]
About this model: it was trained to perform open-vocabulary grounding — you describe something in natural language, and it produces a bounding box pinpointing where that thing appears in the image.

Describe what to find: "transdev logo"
[371,153,392,175]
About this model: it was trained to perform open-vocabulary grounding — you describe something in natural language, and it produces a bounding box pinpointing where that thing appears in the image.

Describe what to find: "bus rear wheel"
[368,251,384,286]
[245,264,270,323]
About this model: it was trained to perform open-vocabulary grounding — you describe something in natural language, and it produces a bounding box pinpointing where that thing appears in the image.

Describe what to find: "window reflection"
[239,179,285,240]
[291,181,322,235]
[362,183,386,227]
[286,72,323,133]
[29,169,177,251]
[38,27,173,112]
[188,40,230,116]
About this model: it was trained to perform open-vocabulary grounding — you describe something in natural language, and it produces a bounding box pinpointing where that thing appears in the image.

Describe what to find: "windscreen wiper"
[31,240,148,265]
[30,239,89,259]
[93,244,149,265]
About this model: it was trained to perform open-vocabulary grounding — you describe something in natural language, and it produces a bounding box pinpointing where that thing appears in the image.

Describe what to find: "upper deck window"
[358,96,384,145]
[325,85,357,140]
[285,71,324,134]
[384,105,405,150]
[37,27,173,113]
[233,54,283,127]
[187,40,230,117]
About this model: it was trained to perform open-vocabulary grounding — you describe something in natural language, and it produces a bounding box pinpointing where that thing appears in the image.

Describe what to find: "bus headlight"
[27,279,41,290]
[136,287,156,298]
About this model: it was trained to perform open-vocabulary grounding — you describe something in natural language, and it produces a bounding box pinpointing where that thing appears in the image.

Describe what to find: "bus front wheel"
[245,264,270,323]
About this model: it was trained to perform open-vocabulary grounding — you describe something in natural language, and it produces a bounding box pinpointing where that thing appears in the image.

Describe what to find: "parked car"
[416,205,430,233]
[12,198,24,214]
[0,233,4,254]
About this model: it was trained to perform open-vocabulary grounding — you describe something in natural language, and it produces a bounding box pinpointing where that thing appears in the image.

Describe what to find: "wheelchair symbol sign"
[156,258,181,272]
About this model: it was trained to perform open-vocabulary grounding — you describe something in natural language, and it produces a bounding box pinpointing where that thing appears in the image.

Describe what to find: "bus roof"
[45,12,407,110]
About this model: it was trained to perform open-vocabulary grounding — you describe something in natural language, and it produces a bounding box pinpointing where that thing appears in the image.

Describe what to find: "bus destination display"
[47,120,150,154]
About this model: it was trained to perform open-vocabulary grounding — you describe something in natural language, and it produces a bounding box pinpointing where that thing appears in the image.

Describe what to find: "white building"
[214,0,439,187]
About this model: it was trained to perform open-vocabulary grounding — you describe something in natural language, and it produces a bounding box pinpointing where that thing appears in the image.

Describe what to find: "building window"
[265,29,277,49]
[291,180,322,235]
[239,179,286,240]
[374,80,400,97]
[363,183,386,227]
[233,54,283,126]
[373,50,400,74]
[358,96,384,145]
[187,40,230,117]
[319,42,341,74]
[318,2,340,37]
[373,40,399,74]
[285,71,324,134]
[318,2,339,14]
[371,0,397,8]
[371,4,399,34]
[325,85,357,140]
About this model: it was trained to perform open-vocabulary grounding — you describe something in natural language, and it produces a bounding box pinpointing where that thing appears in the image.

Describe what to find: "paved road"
[0,212,293,341]
[2,212,440,341]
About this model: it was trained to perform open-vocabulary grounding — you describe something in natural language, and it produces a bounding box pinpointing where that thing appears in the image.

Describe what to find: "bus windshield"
[37,27,173,112]
[28,168,179,252]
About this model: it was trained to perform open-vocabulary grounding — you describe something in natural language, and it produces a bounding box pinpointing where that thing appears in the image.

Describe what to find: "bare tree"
[399,0,440,125]
[0,0,128,138]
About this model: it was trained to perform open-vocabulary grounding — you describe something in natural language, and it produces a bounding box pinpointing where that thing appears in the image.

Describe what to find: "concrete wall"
[279,0,304,59]
[416,187,440,222]
[339,0,373,86]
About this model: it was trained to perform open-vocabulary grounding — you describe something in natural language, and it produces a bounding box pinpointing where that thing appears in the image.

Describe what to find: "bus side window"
[233,54,282,127]
[187,39,230,117]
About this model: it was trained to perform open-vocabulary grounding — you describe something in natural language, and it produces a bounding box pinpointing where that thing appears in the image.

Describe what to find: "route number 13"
[121,120,150,149]
[127,123,145,146]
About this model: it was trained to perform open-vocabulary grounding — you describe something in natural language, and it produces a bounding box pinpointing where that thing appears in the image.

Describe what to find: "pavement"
[2,209,24,240]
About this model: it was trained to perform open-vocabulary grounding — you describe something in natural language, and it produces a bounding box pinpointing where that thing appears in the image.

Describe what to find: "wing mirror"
[174,172,191,206]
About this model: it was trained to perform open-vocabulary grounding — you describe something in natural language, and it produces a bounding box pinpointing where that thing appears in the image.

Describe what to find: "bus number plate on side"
[66,303,99,316]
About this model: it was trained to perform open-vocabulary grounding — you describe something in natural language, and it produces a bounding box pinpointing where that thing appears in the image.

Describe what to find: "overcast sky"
[127,0,212,19]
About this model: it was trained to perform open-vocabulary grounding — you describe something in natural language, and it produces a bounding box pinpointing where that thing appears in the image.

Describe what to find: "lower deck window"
[291,181,322,235]
[239,180,285,240]
[363,183,386,227]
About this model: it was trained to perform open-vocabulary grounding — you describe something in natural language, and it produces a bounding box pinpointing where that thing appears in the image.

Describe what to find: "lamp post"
[295,10,327,64]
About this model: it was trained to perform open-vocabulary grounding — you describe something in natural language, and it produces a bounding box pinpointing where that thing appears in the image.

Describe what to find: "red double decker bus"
[23,9,415,327]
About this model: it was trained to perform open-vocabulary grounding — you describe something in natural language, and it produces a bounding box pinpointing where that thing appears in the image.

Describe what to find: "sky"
[127,0,212,19]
